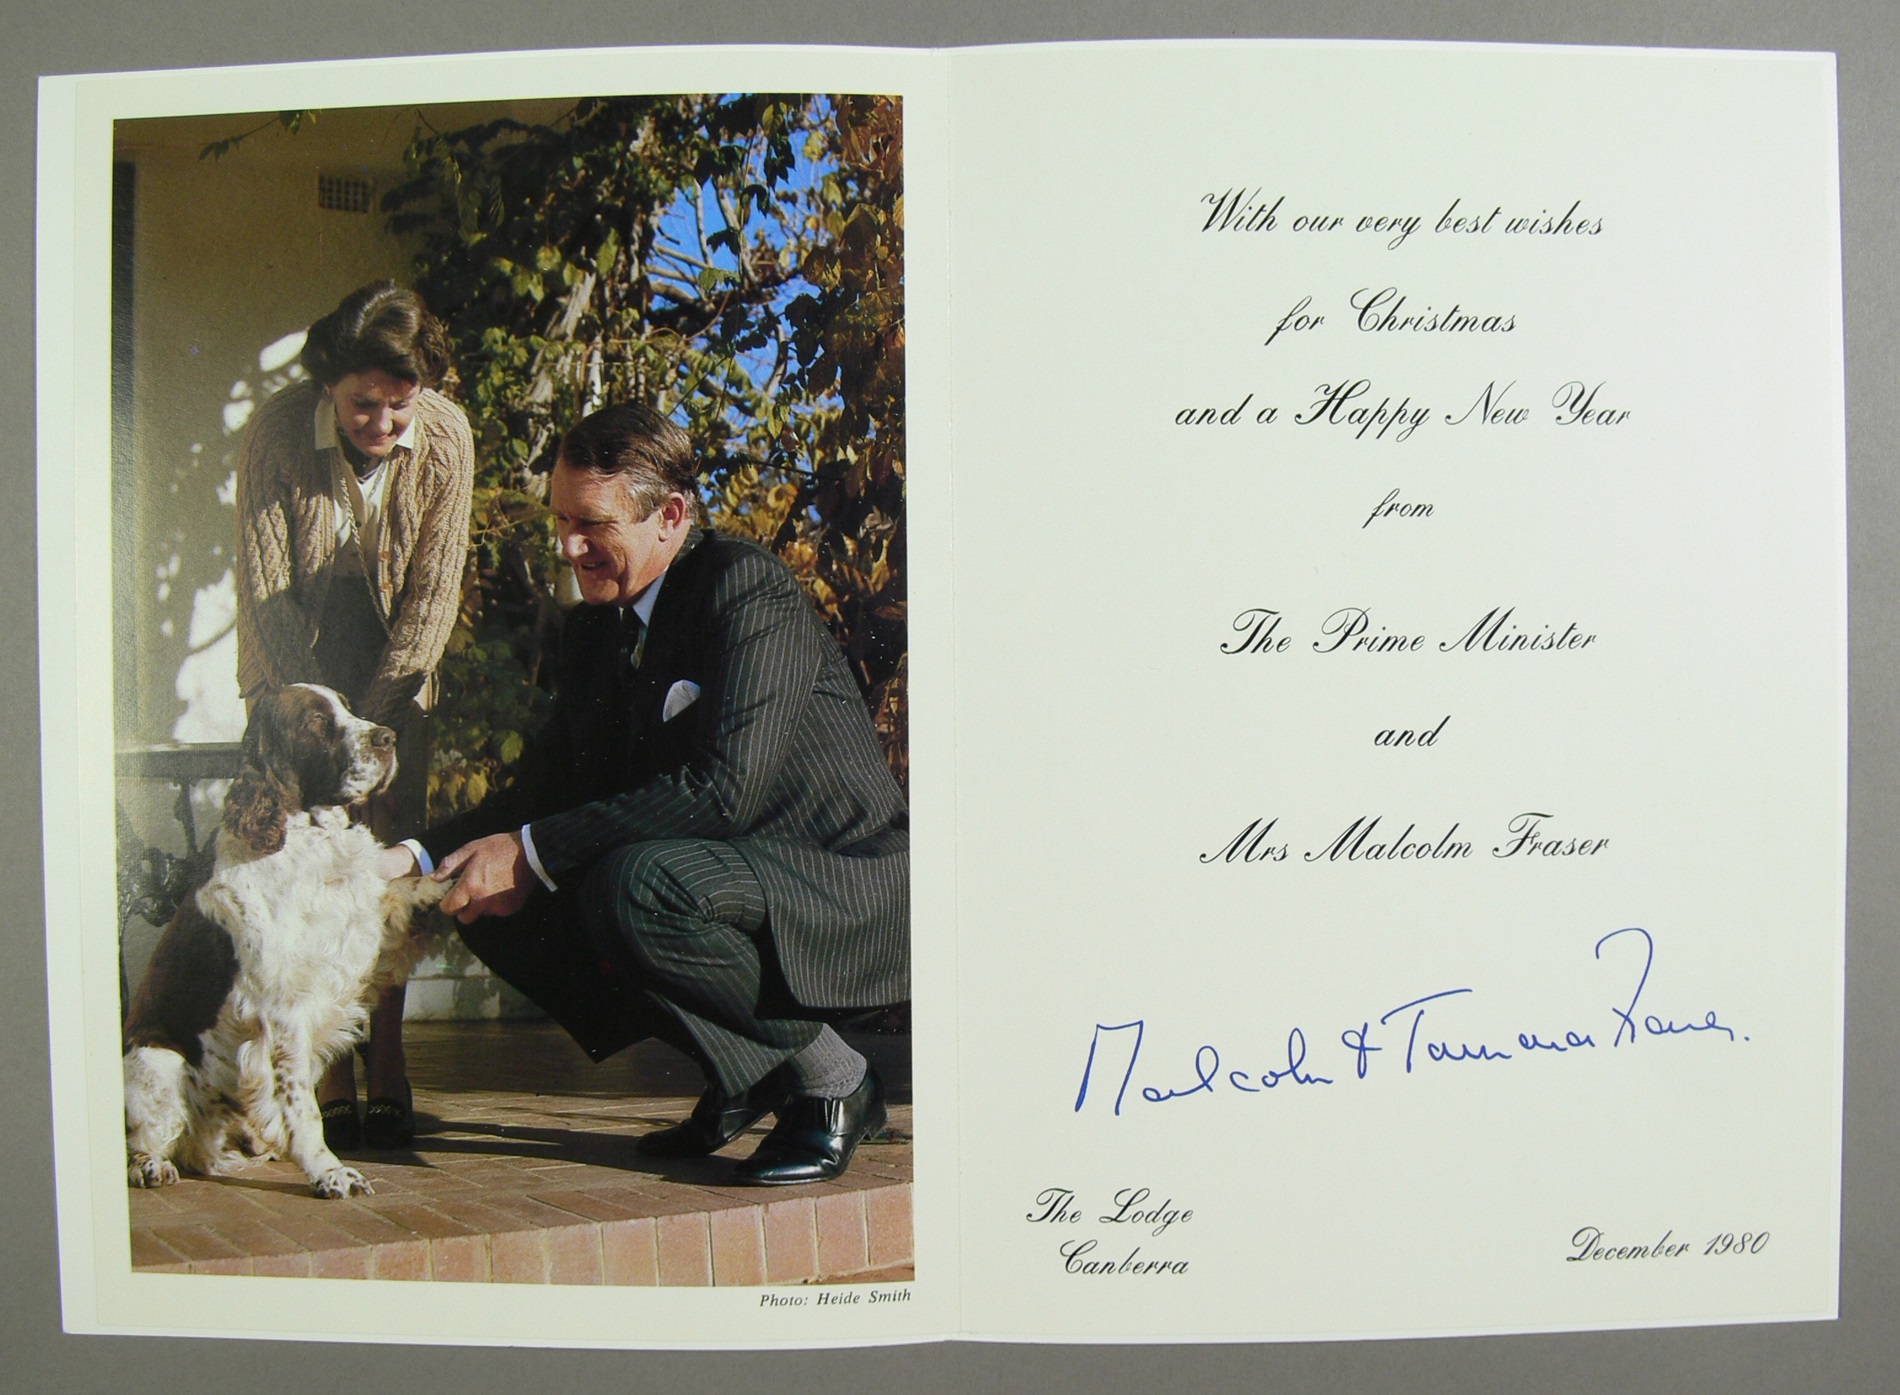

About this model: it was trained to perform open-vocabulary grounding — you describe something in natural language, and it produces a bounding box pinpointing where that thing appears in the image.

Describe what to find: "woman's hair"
[299,281,452,389]
[558,402,705,520]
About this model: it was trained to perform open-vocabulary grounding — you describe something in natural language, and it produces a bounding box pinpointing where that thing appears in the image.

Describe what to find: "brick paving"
[127,1021,913,1285]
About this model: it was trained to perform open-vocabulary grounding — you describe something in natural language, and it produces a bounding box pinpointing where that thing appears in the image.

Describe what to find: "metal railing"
[115,742,240,1011]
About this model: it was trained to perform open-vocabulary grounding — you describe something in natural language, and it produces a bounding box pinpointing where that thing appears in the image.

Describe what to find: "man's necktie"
[621,607,646,671]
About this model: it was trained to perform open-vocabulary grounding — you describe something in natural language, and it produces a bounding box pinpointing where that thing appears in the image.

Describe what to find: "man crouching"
[385,402,908,1184]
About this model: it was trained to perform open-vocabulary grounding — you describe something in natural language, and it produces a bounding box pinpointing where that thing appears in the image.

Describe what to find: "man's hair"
[300,280,452,389]
[558,402,705,520]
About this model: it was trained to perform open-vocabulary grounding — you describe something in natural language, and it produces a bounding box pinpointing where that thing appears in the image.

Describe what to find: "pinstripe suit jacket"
[424,528,909,1010]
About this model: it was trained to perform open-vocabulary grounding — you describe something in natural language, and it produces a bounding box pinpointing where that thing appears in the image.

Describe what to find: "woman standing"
[234,281,473,1149]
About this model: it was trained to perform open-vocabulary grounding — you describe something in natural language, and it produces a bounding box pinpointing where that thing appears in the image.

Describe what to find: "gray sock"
[785,1027,867,1099]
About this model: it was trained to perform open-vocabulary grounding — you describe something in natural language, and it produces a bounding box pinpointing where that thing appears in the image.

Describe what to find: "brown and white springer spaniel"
[122,684,444,1198]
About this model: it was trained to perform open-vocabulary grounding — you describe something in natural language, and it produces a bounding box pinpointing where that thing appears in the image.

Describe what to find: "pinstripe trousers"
[457,839,823,1094]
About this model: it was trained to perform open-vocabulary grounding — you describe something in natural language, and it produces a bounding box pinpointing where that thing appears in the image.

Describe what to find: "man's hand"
[376,845,420,881]
[436,832,536,924]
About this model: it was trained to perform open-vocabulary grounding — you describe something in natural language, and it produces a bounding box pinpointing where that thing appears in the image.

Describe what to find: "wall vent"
[316,173,373,214]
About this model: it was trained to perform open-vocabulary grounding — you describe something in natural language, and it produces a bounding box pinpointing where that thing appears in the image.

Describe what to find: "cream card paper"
[38,39,1843,1348]
[947,43,1844,1339]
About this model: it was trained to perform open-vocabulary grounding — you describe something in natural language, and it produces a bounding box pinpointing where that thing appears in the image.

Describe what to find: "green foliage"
[199,110,312,161]
[380,94,907,819]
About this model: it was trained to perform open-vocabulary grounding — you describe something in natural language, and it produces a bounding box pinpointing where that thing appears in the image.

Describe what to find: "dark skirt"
[313,574,429,841]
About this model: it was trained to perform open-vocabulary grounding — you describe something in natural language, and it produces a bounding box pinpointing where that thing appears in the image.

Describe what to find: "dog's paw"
[311,1164,373,1199]
[127,1153,178,1188]
[385,873,450,913]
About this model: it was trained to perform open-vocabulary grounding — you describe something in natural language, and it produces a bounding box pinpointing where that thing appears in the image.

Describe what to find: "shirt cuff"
[398,839,433,876]
[520,824,558,892]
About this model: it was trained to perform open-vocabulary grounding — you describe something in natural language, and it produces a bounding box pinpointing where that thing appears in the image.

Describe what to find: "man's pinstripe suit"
[421,526,908,1093]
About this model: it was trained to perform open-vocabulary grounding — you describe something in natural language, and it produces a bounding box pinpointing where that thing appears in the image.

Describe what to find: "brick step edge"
[133,1184,912,1286]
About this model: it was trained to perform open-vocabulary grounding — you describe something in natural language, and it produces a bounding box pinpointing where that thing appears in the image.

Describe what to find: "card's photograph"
[107,89,912,1290]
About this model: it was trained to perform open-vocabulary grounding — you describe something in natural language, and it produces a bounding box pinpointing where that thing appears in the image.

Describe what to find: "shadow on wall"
[152,333,311,744]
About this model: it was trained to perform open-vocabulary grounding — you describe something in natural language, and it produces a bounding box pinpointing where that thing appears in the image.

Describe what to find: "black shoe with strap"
[320,1098,361,1152]
[637,1070,793,1158]
[361,1082,415,1150]
[733,1064,887,1186]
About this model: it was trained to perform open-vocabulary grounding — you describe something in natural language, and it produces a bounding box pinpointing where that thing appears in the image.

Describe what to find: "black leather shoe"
[733,1064,887,1186]
[638,1072,792,1158]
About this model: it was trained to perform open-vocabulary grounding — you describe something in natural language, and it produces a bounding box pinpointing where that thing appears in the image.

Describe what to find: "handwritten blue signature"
[1075,927,1742,1116]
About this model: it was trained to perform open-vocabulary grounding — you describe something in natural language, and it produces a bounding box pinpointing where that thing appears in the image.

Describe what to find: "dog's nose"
[370,726,396,750]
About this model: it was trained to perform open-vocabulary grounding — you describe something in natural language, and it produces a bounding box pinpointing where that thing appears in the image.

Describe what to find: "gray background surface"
[8,2,1895,1391]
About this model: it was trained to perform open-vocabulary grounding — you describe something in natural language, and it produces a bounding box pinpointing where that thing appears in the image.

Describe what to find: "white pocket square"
[662,679,701,722]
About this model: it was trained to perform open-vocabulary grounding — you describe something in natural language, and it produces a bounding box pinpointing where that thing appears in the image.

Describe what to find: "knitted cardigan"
[234,379,474,726]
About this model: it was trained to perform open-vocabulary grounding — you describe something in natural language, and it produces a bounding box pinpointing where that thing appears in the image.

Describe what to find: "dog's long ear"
[223,692,302,853]
[222,767,293,853]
